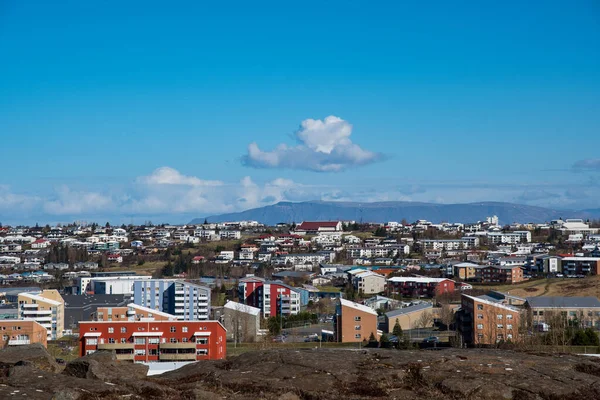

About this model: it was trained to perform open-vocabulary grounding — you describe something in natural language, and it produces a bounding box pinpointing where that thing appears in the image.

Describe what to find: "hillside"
[2,345,600,399]
[191,200,597,225]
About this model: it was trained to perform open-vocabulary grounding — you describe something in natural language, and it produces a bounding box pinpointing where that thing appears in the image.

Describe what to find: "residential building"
[488,231,532,244]
[385,303,433,332]
[452,262,480,280]
[133,280,211,321]
[334,298,379,343]
[531,255,562,274]
[420,238,479,251]
[560,257,600,275]
[525,297,600,330]
[79,320,226,361]
[17,290,65,340]
[457,294,521,346]
[0,319,48,347]
[238,276,301,318]
[85,276,152,296]
[352,270,386,295]
[386,277,455,298]
[221,301,261,343]
[477,265,524,284]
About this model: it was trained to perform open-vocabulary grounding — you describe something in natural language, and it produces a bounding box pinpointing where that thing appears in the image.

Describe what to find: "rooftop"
[526,296,600,309]
[339,298,377,316]
[386,303,433,318]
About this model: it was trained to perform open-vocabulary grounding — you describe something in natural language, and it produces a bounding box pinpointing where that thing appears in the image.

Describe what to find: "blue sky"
[1,1,599,224]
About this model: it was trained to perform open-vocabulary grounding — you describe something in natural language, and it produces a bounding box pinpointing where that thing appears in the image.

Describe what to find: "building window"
[170,338,177,343]
[108,327,114,333]
[196,338,208,344]
[477,324,483,330]
[149,338,160,344]
[477,314,483,319]
[497,315,503,320]
[477,304,483,310]
[506,314,513,320]
[196,349,208,355]
[135,349,146,356]
[477,334,484,339]
[121,327,127,333]
[182,337,188,343]
[134,338,146,345]
[355,334,361,339]
[170,326,176,333]
[497,324,503,329]
[507,324,513,330]
[87,338,98,345]
[354,316,361,322]
[120,338,127,343]
[354,325,361,330]
[108,338,115,344]
[507,334,513,340]
[182,326,188,333]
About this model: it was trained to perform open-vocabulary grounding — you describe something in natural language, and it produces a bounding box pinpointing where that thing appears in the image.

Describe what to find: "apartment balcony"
[175,290,185,295]
[115,353,135,361]
[21,310,52,315]
[8,339,30,345]
[159,342,197,350]
[159,353,197,361]
[127,309,136,315]
[21,304,39,308]
[98,343,135,350]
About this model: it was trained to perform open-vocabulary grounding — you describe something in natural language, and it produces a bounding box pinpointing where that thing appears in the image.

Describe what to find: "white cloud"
[138,167,223,186]
[243,116,384,172]
[43,186,114,215]
[573,158,600,171]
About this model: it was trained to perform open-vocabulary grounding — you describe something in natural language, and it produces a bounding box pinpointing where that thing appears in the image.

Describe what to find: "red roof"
[33,239,48,244]
[297,221,340,230]
[193,256,205,260]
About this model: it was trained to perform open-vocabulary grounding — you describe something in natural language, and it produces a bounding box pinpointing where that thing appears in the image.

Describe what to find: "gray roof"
[386,303,432,318]
[526,296,600,309]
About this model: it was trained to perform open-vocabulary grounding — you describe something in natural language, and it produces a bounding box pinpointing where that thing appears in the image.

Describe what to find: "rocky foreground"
[0,345,599,399]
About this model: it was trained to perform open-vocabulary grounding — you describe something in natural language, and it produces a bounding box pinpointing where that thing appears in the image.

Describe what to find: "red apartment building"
[238,276,301,319]
[79,320,226,362]
[386,277,455,298]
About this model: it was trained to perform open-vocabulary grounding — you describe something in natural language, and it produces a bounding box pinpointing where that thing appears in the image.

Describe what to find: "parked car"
[422,336,440,344]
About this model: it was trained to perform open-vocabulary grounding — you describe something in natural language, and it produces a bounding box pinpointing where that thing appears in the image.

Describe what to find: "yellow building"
[18,289,65,340]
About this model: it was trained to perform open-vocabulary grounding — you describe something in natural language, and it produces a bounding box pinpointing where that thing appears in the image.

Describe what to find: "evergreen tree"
[392,319,403,337]
[379,333,391,348]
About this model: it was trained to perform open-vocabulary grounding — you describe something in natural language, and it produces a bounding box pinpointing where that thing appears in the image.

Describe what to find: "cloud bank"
[242,116,384,172]
[573,158,600,171]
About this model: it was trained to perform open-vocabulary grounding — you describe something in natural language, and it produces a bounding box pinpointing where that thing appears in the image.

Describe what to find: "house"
[352,270,386,295]
[192,256,205,264]
[457,294,521,346]
[334,298,379,343]
[531,255,561,274]
[385,303,434,332]
[17,290,65,340]
[107,254,123,263]
[31,239,50,249]
[0,319,48,348]
[295,221,343,235]
[525,297,600,330]
[386,277,455,298]
[78,320,226,361]
[221,301,262,343]
[220,230,241,240]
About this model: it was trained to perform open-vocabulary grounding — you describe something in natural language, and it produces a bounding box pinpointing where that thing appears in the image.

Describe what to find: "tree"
[379,333,392,348]
[392,319,403,337]
[416,311,434,329]
[204,218,208,225]
[366,332,378,348]
[267,316,281,336]
[439,304,455,331]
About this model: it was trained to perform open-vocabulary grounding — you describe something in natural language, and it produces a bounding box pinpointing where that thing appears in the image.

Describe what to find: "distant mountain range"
[190,201,600,226]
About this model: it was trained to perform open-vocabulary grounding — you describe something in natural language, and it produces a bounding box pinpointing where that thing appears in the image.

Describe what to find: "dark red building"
[386,277,455,298]
[79,320,226,362]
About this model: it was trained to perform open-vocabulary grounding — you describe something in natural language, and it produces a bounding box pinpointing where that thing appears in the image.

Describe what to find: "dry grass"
[472,275,600,298]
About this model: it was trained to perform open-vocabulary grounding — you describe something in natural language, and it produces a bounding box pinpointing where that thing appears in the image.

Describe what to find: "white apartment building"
[133,280,211,321]
[220,230,241,240]
[420,238,478,251]
[487,231,531,244]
